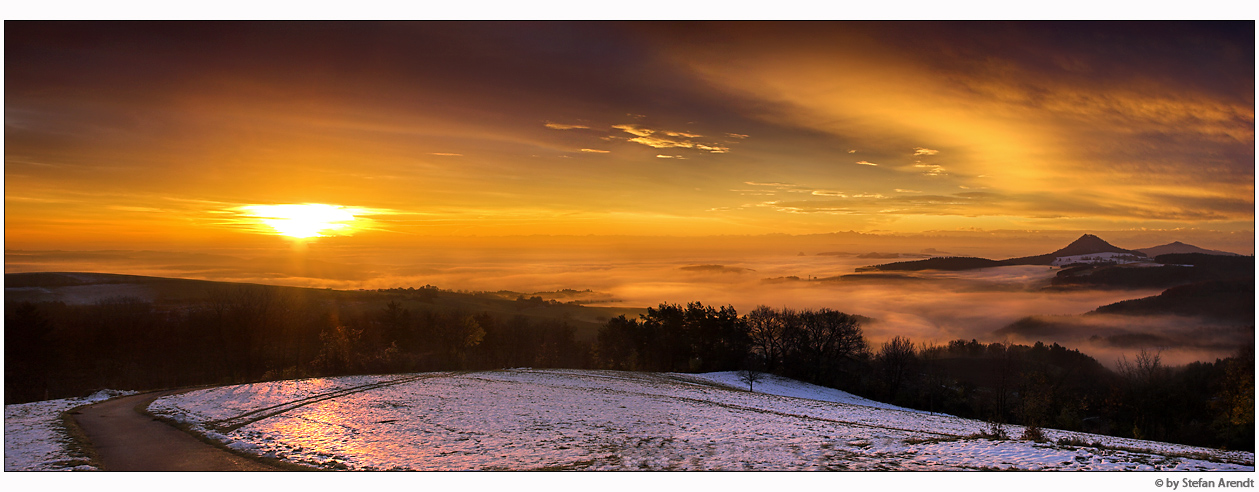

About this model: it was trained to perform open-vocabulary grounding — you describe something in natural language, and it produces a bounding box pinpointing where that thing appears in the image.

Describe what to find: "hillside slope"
[148,369,1253,471]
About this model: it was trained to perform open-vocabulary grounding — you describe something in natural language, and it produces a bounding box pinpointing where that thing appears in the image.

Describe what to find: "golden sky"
[5,22,1254,251]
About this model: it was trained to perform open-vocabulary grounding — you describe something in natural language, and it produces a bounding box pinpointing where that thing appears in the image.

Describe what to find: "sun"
[239,204,361,238]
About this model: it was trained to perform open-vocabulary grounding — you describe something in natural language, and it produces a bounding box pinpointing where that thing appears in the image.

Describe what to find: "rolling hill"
[1137,241,1241,257]
[1090,277,1255,322]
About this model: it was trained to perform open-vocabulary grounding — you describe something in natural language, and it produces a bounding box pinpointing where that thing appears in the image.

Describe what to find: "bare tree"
[876,335,917,399]
[746,306,787,372]
[737,367,765,391]
[1116,348,1169,439]
[737,353,767,391]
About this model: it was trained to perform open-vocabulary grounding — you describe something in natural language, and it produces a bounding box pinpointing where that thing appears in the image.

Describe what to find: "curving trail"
[73,390,284,471]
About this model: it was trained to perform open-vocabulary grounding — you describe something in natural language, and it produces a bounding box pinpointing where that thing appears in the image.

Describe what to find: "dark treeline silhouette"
[4,287,593,405]
[5,292,1252,451]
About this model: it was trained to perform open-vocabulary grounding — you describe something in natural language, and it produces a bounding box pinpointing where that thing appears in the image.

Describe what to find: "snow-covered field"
[4,389,135,471]
[147,369,1254,471]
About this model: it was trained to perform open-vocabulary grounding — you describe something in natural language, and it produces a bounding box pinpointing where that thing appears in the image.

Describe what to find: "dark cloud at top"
[5,22,766,133]
[868,21,1254,101]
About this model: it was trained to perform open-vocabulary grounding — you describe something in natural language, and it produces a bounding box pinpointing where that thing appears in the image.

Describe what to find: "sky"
[4,21,1255,276]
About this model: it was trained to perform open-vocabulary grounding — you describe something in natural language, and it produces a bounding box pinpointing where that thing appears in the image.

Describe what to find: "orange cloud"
[612,124,732,153]
[545,122,590,130]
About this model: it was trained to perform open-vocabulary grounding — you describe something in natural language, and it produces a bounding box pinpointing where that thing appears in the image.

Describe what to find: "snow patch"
[680,371,930,413]
[4,390,138,471]
[150,370,1252,471]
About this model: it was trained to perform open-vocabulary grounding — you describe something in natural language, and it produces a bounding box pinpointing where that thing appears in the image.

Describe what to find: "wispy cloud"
[914,163,946,175]
[913,147,939,156]
[544,122,590,130]
[856,161,878,166]
[612,124,653,137]
[429,152,463,157]
[580,148,610,153]
[108,206,167,213]
[612,124,731,153]
[758,200,856,215]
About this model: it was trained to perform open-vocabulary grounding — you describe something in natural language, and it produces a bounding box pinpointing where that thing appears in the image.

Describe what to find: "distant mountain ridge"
[1136,241,1240,257]
[862,234,1236,272]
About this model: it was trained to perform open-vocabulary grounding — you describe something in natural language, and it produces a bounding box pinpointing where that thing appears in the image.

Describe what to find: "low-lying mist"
[7,238,1252,368]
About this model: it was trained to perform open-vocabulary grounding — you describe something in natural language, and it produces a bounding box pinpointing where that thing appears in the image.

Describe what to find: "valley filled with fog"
[9,244,1249,368]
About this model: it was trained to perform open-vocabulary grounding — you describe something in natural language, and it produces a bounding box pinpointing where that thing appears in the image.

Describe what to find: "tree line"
[5,291,1252,451]
[594,303,1252,451]
[5,287,592,405]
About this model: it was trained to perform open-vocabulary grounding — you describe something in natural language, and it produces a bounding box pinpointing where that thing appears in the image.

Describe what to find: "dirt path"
[73,390,285,471]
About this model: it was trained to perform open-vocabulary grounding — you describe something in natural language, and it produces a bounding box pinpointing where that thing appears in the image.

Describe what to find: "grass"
[1050,436,1253,467]
[967,421,1010,441]
[57,404,103,470]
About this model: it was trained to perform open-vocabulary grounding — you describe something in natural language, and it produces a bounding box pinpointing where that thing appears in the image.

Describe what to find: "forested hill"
[857,256,1004,272]
[1090,277,1255,322]
[1050,253,1255,290]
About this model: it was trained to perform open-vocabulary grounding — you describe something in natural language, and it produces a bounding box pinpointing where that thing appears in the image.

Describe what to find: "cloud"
[108,206,167,213]
[726,133,749,139]
[612,124,731,153]
[895,189,921,193]
[428,152,463,156]
[648,23,1252,229]
[848,150,857,153]
[656,154,685,159]
[856,161,878,166]
[759,201,856,215]
[612,124,653,137]
[754,191,1010,217]
[544,122,590,130]
[580,148,610,153]
[914,163,946,175]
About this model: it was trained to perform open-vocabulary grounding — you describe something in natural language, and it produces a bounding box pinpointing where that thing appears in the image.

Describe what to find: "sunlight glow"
[240,204,360,238]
